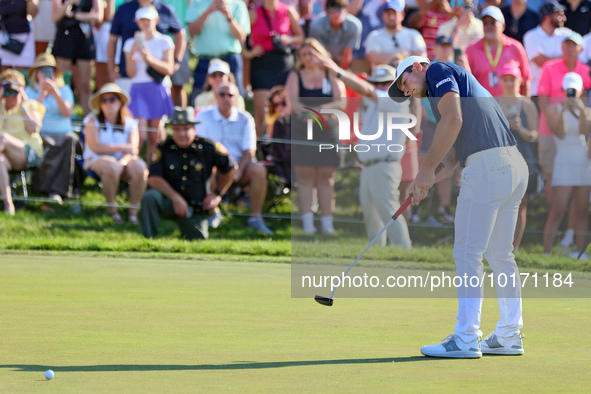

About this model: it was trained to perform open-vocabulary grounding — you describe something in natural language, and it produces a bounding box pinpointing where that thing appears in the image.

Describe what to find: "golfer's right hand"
[406,169,435,206]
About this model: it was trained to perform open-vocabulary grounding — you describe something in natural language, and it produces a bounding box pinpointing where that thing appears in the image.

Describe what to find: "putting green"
[0,254,589,392]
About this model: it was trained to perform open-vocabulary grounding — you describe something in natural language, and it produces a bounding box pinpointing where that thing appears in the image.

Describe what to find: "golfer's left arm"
[408,91,462,205]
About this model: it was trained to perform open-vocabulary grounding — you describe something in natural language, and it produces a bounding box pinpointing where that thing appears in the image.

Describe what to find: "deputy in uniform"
[140,106,236,240]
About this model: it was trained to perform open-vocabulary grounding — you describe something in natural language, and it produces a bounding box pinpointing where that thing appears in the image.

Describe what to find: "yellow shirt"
[1,99,45,157]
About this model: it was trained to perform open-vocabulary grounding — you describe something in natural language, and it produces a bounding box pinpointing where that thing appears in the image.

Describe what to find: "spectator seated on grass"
[141,106,236,240]
[0,70,45,215]
[25,53,82,204]
[82,83,148,224]
[195,82,273,235]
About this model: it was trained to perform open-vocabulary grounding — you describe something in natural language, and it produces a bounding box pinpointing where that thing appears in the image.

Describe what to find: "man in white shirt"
[523,0,572,96]
[365,0,427,68]
[195,82,272,234]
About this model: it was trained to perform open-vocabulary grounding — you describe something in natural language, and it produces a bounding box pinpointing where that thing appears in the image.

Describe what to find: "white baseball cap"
[479,6,505,24]
[562,72,583,91]
[387,55,430,102]
[207,59,231,75]
[135,6,159,21]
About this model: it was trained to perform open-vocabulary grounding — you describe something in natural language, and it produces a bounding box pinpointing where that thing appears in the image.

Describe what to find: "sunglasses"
[218,92,235,98]
[100,96,119,103]
[392,36,398,48]
[3,90,19,97]
[272,100,286,107]
[327,7,345,13]
[209,72,226,78]
[449,0,464,7]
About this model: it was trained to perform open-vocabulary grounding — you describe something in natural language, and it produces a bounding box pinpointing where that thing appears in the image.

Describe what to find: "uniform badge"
[194,162,203,171]
[215,142,229,155]
[152,148,162,163]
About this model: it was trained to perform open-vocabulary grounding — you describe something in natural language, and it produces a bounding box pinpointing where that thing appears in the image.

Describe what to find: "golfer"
[389,56,528,358]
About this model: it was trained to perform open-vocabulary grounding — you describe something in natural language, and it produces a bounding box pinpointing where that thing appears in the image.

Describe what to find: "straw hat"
[28,53,63,83]
[89,83,131,112]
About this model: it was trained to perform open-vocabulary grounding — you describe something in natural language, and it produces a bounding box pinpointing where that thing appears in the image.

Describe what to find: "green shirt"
[161,0,189,30]
[185,0,250,57]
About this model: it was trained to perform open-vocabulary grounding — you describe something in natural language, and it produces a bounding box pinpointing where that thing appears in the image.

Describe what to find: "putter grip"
[392,163,444,220]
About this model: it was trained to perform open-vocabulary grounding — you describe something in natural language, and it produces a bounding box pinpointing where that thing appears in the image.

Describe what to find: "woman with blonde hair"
[265,85,287,136]
[0,70,45,214]
[25,52,81,203]
[285,37,346,234]
[83,83,148,224]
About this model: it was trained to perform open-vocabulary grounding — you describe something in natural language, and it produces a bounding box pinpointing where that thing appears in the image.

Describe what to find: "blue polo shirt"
[110,0,183,78]
[426,62,516,167]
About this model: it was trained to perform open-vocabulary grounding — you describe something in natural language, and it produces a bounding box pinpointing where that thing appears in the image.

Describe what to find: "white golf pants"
[453,146,528,342]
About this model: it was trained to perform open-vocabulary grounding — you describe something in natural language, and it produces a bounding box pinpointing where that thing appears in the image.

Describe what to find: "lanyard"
[484,40,503,69]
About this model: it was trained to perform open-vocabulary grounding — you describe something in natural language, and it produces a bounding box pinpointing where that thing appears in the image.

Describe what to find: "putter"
[315,164,444,306]
[577,238,591,259]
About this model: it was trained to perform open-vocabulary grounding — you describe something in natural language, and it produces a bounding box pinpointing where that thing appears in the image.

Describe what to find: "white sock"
[321,216,334,233]
[302,212,316,233]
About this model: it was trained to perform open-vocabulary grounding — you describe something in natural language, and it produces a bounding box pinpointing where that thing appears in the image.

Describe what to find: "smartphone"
[42,68,54,79]
[566,88,577,97]
[507,105,518,119]
[134,31,144,50]
[453,48,462,63]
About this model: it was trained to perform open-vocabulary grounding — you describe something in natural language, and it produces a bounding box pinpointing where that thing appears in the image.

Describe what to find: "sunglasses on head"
[100,96,118,103]
[3,90,19,97]
[327,7,345,13]
[218,92,235,98]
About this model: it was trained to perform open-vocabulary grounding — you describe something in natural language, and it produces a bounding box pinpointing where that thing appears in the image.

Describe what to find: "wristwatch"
[336,69,345,80]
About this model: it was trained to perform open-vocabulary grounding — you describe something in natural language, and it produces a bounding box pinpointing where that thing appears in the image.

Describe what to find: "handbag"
[146,65,165,84]
[2,36,25,55]
[260,7,291,55]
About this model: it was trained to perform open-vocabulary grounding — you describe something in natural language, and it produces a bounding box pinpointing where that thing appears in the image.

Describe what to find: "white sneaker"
[481,332,524,355]
[208,212,224,229]
[420,334,482,359]
[570,251,589,260]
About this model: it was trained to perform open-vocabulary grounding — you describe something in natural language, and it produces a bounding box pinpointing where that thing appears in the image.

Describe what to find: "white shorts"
[0,25,35,68]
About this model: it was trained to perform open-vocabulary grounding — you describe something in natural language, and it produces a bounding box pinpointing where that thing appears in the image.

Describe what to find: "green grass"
[1,254,590,392]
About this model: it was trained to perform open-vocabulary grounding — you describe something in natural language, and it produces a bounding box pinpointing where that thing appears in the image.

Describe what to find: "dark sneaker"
[481,332,524,355]
[421,334,482,359]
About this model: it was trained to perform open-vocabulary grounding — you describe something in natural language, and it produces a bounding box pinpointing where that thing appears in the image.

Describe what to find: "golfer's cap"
[539,0,565,20]
[499,62,521,79]
[366,65,397,83]
[135,6,159,21]
[563,32,583,46]
[562,72,583,91]
[387,55,430,103]
[479,6,505,24]
[381,0,405,13]
[435,35,453,46]
[207,59,231,75]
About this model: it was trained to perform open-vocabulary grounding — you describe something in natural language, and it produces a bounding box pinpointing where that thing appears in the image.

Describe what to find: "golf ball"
[45,370,54,380]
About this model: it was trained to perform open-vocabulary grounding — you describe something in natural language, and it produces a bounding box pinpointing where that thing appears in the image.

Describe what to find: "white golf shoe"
[481,332,524,355]
[420,334,482,359]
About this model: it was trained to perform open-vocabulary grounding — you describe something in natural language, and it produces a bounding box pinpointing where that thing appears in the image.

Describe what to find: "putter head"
[314,295,334,306]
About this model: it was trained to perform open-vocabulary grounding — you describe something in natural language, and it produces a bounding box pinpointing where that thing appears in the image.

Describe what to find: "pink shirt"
[537,59,591,137]
[250,3,292,52]
[465,35,531,97]
[418,10,452,61]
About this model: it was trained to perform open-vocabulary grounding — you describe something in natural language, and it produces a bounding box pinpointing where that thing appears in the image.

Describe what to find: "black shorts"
[250,51,293,90]
[52,26,95,62]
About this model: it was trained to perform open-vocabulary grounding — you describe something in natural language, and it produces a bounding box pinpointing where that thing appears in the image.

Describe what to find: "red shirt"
[537,59,591,137]
[465,35,531,97]
[419,10,452,61]
[250,2,292,52]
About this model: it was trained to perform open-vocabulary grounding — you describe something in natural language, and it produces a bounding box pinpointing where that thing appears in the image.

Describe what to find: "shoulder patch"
[152,148,162,164]
[215,142,229,156]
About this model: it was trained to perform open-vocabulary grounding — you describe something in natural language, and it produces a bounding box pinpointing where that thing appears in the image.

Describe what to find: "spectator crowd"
[1,0,591,257]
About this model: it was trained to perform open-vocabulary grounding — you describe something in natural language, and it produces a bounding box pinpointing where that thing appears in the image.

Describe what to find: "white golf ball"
[45,370,54,380]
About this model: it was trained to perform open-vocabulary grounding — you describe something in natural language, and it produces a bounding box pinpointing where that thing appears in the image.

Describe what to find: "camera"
[566,88,577,97]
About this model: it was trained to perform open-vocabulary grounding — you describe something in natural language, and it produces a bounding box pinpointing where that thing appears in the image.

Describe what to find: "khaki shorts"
[537,135,556,175]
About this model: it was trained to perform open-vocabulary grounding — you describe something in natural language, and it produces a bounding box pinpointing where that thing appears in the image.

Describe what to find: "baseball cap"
[135,6,159,21]
[499,62,521,79]
[562,72,583,91]
[366,65,397,83]
[563,32,583,46]
[539,0,565,20]
[435,35,453,46]
[381,0,405,13]
[479,6,505,24]
[207,59,231,75]
[387,55,431,102]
